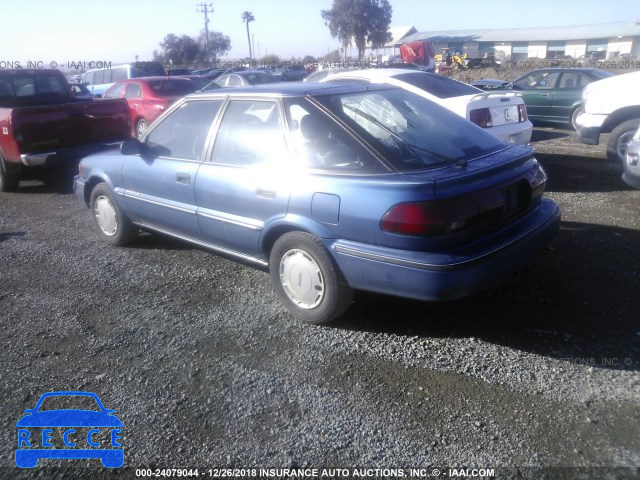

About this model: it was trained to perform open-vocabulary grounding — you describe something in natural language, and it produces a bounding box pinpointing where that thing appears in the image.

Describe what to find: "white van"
[82,61,166,97]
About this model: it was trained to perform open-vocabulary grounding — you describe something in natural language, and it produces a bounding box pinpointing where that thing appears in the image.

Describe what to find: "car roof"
[189,82,392,98]
[326,68,424,79]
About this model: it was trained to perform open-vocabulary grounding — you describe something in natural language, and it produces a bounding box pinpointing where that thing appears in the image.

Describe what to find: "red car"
[104,77,199,137]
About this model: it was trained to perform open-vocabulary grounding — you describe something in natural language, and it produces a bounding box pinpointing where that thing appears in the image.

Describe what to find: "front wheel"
[606,119,640,163]
[571,106,583,131]
[89,183,137,246]
[0,154,19,192]
[270,232,353,325]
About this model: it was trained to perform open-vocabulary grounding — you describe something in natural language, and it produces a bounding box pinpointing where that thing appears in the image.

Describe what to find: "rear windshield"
[0,74,68,98]
[147,79,199,96]
[395,72,482,98]
[315,87,504,171]
[130,61,166,77]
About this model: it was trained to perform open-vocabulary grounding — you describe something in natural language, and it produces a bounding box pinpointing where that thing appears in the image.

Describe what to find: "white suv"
[576,71,640,162]
[320,69,533,145]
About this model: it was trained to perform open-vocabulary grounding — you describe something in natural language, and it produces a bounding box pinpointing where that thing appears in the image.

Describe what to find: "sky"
[1,0,638,70]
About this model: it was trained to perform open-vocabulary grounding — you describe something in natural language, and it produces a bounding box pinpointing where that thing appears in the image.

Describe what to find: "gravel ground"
[1,127,639,480]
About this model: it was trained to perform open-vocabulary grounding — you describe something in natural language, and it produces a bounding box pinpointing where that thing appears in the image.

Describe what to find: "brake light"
[381,198,475,236]
[470,108,492,128]
[518,104,528,122]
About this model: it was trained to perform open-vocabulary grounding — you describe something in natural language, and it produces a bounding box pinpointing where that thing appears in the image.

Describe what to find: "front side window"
[211,100,287,166]
[314,88,503,171]
[514,71,561,90]
[146,100,223,160]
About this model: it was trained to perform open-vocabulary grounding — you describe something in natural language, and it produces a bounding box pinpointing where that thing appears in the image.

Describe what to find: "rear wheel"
[89,183,137,245]
[136,119,148,138]
[606,119,640,163]
[270,232,353,325]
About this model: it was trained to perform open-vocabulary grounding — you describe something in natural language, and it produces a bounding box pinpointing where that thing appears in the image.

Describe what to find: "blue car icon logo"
[16,391,123,468]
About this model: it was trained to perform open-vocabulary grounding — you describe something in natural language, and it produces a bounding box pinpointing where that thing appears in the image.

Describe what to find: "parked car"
[0,69,131,191]
[104,77,200,137]
[322,69,533,145]
[166,68,191,76]
[509,68,613,129]
[74,83,559,325]
[274,64,307,81]
[622,125,640,189]
[576,71,640,162]
[213,70,279,88]
[82,61,166,98]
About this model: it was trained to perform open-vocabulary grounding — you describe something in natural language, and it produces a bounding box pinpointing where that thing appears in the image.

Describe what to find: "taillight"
[381,198,476,236]
[470,108,492,128]
[518,104,528,122]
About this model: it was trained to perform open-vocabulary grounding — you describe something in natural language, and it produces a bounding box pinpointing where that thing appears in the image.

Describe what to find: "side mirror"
[120,138,145,155]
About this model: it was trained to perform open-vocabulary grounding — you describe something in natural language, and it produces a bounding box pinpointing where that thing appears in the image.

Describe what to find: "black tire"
[270,232,353,325]
[0,154,19,192]
[89,182,137,246]
[606,119,640,163]
[571,106,583,131]
[136,119,148,138]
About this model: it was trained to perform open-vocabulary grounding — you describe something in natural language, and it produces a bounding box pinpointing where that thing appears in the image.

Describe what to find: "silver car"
[622,125,640,189]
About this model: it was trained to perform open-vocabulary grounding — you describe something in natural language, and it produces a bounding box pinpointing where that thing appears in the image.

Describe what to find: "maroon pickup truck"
[0,69,131,191]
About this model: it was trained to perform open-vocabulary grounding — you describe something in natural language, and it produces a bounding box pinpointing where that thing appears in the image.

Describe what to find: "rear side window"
[111,66,128,82]
[124,83,142,99]
[395,72,482,98]
[212,100,286,166]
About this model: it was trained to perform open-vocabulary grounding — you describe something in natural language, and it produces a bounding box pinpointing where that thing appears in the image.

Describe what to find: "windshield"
[395,72,482,98]
[314,88,504,171]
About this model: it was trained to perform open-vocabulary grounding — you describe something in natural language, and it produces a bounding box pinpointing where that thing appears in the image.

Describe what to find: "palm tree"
[241,11,255,63]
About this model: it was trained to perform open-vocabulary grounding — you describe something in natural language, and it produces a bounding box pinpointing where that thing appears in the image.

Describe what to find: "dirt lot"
[1,126,639,479]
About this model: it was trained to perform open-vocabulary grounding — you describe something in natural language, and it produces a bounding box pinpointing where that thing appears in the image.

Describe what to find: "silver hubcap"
[279,249,325,309]
[94,195,118,236]
[137,121,147,136]
[617,131,634,160]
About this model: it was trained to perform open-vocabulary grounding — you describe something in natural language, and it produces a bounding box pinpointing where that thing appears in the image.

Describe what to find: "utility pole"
[196,3,213,64]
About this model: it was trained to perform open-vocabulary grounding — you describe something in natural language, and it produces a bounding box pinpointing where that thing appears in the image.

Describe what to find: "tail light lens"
[518,104,528,122]
[381,197,478,236]
[470,108,492,128]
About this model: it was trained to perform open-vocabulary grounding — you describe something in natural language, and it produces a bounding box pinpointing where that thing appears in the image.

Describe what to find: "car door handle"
[541,93,550,97]
[176,172,190,184]
[256,188,276,199]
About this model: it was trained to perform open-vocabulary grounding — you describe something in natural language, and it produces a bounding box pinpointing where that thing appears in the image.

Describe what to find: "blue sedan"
[74,83,560,325]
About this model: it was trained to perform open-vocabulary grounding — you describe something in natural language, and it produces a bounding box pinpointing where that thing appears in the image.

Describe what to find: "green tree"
[241,11,255,62]
[196,30,231,66]
[153,34,200,67]
[261,54,280,67]
[321,0,392,60]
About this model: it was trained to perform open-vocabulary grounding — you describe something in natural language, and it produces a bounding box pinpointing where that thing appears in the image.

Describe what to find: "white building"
[396,21,640,62]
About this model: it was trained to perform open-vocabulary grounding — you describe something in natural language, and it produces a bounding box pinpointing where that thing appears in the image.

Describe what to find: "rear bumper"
[330,198,560,301]
[489,120,533,145]
[20,141,124,167]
